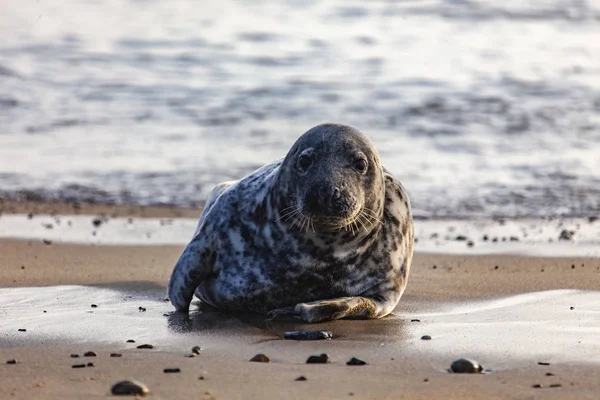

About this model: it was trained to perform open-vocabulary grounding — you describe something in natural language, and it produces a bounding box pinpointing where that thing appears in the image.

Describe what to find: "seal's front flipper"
[294,294,397,323]
[168,236,215,312]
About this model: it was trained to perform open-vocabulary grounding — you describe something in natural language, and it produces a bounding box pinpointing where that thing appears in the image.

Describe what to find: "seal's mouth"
[277,206,381,235]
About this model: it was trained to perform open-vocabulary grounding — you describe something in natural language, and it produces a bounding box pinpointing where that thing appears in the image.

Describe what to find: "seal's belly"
[197,261,366,314]
[196,255,384,313]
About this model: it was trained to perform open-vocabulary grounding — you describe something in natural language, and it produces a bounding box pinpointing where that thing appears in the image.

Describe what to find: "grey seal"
[168,123,414,322]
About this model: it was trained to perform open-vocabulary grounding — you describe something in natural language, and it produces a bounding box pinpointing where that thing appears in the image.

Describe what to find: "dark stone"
[532,384,543,388]
[306,353,329,364]
[421,335,432,340]
[91,304,98,308]
[84,351,97,357]
[136,344,155,349]
[411,319,421,322]
[18,329,26,332]
[249,354,270,363]
[92,218,103,227]
[71,354,79,358]
[42,239,53,245]
[538,361,550,366]
[87,362,95,367]
[191,345,202,355]
[6,359,17,364]
[111,380,150,396]
[126,339,135,343]
[110,353,122,357]
[450,358,483,373]
[283,330,333,340]
[559,229,575,241]
[455,235,467,241]
[72,364,86,368]
[346,357,367,366]
[295,376,307,381]
[163,368,181,373]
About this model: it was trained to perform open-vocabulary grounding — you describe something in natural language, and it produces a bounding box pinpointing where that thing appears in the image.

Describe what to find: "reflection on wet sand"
[1,283,598,367]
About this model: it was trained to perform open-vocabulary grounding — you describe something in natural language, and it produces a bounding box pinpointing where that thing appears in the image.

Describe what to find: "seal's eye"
[298,154,312,172]
[353,158,368,173]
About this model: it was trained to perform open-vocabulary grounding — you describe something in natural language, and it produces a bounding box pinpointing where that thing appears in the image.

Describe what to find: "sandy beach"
[1,202,599,399]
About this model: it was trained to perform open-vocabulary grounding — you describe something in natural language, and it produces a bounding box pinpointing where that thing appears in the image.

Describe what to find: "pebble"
[163,368,181,373]
[346,357,367,366]
[450,358,483,373]
[91,304,98,308]
[110,353,122,357]
[126,339,135,343]
[421,335,432,340]
[70,354,79,358]
[295,376,307,381]
[84,351,97,357]
[249,354,270,363]
[42,239,53,245]
[538,361,550,366]
[546,372,555,376]
[111,380,150,397]
[72,364,86,368]
[87,362,95,367]
[6,359,17,365]
[137,344,155,349]
[306,354,329,364]
[92,218,103,227]
[532,384,543,389]
[559,229,575,241]
[191,346,202,355]
[411,319,421,322]
[18,328,26,332]
[283,330,333,340]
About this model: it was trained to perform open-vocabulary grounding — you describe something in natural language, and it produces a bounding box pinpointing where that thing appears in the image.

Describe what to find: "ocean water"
[1,0,599,218]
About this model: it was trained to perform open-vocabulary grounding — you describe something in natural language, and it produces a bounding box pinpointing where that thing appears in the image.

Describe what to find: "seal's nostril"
[332,188,341,200]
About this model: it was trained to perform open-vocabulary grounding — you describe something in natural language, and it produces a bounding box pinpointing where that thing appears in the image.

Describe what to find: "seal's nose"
[331,187,341,201]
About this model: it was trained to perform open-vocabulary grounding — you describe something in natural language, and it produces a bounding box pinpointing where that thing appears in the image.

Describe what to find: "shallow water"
[1,0,600,218]
[1,213,599,256]
[1,285,598,366]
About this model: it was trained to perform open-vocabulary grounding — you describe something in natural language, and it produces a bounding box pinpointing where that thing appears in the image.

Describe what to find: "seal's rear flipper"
[168,236,215,312]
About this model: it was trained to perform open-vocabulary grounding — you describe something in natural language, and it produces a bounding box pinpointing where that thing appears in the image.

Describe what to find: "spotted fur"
[168,123,414,323]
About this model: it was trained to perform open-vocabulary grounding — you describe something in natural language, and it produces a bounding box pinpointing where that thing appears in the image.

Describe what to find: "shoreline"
[1,205,599,399]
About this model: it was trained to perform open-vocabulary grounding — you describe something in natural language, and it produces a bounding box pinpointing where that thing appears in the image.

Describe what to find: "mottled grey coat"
[168,123,414,322]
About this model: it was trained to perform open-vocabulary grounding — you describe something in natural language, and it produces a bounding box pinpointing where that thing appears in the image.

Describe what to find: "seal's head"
[276,123,385,233]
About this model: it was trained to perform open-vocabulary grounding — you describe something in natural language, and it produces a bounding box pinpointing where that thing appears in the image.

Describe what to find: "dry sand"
[1,202,599,399]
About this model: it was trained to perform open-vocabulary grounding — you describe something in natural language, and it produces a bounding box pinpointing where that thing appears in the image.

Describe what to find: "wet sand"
[1,201,599,399]
[1,238,599,399]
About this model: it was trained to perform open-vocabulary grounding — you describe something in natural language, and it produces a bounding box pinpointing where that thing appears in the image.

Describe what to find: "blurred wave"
[0,0,599,218]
